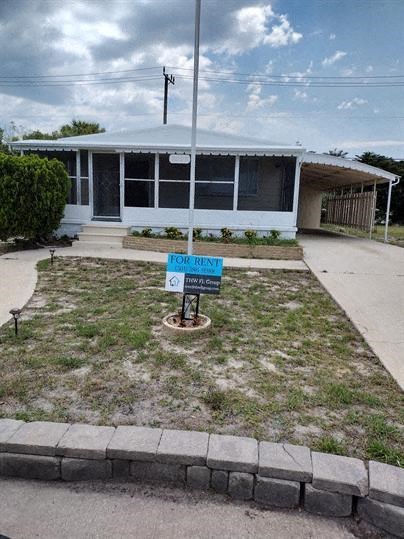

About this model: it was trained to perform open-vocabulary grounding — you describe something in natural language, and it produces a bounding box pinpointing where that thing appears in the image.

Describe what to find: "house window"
[124,153,155,207]
[237,156,296,212]
[159,154,190,208]
[79,150,89,205]
[195,156,234,210]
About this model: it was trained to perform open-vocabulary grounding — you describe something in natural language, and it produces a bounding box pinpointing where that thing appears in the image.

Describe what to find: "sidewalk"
[0,242,307,327]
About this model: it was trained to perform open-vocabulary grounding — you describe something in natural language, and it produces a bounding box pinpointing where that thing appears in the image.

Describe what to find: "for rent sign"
[165,253,223,295]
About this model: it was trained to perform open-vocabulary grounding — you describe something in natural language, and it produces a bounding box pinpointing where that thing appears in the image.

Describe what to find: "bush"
[220,227,233,243]
[244,229,258,244]
[0,153,70,241]
[141,227,153,238]
[193,227,202,240]
[164,226,183,240]
[269,229,281,240]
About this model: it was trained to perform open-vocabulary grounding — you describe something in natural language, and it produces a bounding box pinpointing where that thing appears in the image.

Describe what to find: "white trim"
[89,151,94,218]
[233,155,240,211]
[76,150,81,205]
[292,157,302,217]
[119,152,124,220]
[154,153,159,209]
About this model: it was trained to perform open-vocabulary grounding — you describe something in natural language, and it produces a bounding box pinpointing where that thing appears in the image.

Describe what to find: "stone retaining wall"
[123,236,303,260]
[0,419,403,537]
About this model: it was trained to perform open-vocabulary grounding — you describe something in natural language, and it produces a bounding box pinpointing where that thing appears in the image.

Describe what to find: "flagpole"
[187,0,201,256]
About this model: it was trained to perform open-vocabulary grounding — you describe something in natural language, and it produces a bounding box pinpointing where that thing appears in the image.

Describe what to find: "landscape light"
[9,308,22,336]
[49,248,56,265]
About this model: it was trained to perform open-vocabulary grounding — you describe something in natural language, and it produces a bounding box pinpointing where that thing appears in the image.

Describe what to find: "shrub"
[164,226,183,240]
[0,153,70,241]
[193,227,202,240]
[244,229,258,244]
[270,229,281,240]
[141,227,153,238]
[220,227,233,243]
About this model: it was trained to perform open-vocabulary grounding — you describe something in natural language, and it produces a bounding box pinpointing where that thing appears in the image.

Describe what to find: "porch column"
[154,153,159,208]
[292,156,302,224]
[233,155,240,211]
[76,150,81,205]
[119,153,125,219]
[88,151,93,218]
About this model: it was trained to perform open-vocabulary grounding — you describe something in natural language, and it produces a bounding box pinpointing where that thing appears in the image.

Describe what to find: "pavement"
[0,478,382,539]
[0,241,307,328]
[300,232,404,390]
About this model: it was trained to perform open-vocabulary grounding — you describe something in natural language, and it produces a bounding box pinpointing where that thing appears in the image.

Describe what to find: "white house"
[11,124,399,240]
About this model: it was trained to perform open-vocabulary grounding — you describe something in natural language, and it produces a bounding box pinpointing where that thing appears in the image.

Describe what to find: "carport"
[297,153,400,242]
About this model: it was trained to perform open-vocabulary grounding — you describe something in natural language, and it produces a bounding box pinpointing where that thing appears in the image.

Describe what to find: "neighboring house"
[11,124,399,239]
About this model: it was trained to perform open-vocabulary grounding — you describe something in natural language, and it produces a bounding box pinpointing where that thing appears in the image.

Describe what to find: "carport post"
[384,179,393,243]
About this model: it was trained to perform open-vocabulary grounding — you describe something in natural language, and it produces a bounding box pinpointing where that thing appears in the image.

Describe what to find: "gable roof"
[11,124,303,155]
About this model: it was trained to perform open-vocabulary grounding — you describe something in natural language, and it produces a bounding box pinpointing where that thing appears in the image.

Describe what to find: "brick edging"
[123,237,303,260]
[0,419,403,537]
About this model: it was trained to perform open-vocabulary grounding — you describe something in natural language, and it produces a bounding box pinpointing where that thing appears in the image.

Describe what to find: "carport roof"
[301,152,399,190]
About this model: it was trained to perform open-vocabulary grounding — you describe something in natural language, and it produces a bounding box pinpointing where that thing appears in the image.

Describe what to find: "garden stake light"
[9,308,22,336]
[49,248,56,265]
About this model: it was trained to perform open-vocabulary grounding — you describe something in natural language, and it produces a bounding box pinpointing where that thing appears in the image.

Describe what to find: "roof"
[11,124,303,155]
[302,152,399,186]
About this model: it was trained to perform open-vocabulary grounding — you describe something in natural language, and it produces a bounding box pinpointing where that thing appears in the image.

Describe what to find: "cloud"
[322,50,347,66]
[293,90,308,101]
[216,4,302,54]
[365,65,374,73]
[246,83,278,111]
[337,98,368,110]
[329,33,336,40]
[337,139,404,149]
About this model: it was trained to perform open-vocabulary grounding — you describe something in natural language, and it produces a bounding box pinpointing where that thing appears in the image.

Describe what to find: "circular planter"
[162,313,211,336]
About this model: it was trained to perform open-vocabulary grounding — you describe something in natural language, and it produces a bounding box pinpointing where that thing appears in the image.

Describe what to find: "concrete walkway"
[0,478,376,539]
[300,232,404,390]
[0,242,307,328]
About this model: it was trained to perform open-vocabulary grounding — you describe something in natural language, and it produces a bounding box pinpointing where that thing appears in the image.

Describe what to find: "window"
[239,158,258,196]
[194,156,234,209]
[238,156,296,212]
[159,182,190,208]
[124,153,155,208]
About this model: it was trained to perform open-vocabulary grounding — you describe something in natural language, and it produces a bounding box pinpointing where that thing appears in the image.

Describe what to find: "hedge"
[0,153,70,241]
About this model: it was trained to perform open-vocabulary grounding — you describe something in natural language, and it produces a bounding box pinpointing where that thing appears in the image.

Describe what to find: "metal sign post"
[187,0,201,257]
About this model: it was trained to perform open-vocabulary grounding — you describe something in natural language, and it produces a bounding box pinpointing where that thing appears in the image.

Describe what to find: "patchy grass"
[0,256,403,466]
[322,223,404,247]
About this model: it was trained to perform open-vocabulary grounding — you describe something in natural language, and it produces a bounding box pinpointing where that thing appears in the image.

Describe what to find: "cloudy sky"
[1,0,404,156]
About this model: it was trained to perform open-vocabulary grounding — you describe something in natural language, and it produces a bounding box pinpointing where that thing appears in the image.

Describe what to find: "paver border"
[0,418,402,538]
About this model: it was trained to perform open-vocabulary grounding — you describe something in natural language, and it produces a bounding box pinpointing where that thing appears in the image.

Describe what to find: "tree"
[22,129,56,140]
[0,153,70,241]
[327,148,349,158]
[58,120,105,138]
[356,152,404,224]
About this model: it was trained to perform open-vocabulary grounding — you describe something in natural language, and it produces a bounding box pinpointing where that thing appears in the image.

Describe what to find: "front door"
[92,153,120,219]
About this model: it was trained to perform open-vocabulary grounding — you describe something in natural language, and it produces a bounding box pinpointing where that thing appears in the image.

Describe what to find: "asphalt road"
[0,478,386,539]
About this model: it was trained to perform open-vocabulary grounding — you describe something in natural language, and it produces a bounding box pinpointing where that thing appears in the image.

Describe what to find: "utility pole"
[163,67,175,124]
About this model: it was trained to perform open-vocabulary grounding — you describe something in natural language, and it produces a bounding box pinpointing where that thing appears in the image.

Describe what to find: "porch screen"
[238,156,296,212]
[124,153,154,207]
[159,154,190,208]
[194,156,234,210]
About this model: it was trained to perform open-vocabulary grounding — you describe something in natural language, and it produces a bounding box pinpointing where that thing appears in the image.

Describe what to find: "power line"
[0,66,162,80]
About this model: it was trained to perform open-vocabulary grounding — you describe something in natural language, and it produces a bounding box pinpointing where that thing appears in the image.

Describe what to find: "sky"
[1,0,404,157]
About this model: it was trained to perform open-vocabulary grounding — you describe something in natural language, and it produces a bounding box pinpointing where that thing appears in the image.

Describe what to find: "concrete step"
[77,233,124,245]
[81,225,130,236]
[72,239,122,249]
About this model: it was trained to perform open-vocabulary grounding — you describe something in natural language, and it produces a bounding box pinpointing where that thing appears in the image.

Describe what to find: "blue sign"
[165,253,223,295]
[166,253,223,277]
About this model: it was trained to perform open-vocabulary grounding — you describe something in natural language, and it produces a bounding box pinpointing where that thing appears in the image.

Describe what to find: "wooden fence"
[323,191,377,232]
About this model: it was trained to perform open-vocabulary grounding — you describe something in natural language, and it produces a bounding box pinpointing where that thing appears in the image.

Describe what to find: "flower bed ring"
[162,313,211,336]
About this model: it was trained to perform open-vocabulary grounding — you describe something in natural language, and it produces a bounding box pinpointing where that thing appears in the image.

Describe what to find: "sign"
[165,253,223,295]
[169,154,191,165]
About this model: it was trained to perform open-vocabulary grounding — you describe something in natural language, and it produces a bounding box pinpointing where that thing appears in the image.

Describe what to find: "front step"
[76,224,131,247]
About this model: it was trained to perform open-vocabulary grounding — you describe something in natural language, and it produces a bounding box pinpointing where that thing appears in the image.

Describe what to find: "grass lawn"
[0,257,402,466]
[322,223,404,247]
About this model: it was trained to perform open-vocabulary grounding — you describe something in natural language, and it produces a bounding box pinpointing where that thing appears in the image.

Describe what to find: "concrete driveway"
[300,231,404,390]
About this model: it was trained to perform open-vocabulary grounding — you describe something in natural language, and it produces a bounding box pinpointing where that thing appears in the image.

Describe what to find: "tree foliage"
[0,153,70,241]
[356,152,404,224]
[6,119,106,143]
[327,148,349,158]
